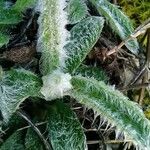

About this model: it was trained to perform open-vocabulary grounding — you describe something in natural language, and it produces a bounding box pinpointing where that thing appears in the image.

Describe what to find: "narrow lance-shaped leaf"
[37,0,69,75]
[0,131,25,150]
[89,0,139,54]
[25,126,44,150]
[0,9,22,25]
[47,101,87,150]
[69,76,150,149]
[67,0,88,24]
[75,64,108,82]
[12,0,36,12]
[0,69,42,123]
[64,16,104,74]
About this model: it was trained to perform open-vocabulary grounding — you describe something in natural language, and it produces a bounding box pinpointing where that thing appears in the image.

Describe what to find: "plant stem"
[119,83,150,91]
[138,29,150,105]
[17,110,53,150]
[17,121,47,131]
[87,139,133,144]
[106,18,150,56]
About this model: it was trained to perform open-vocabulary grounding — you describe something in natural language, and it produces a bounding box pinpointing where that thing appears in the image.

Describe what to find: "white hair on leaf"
[57,0,70,68]
[37,0,69,75]
[41,70,72,100]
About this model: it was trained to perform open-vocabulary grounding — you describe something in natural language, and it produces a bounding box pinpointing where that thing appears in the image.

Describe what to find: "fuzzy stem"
[17,110,53,150]
[37,0,69,75]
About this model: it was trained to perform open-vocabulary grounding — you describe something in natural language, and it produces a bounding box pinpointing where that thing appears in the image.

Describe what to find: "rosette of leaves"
[1,0,150,150]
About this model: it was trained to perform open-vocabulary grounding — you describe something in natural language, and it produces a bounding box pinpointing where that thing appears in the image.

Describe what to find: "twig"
[119,82,150,91]
[145,29,150,66]
[138,29,150,105]
[84,128,97,132]
[106,18,150,56]
[17,121,47,131]
[132,18,150,38]
[0,65,3,80]
[87,139,133,145]
[84,128,114,132]
[84,112,107,149]
[71,107,82,110]
[17,110,53,150]
[129,64,147,85]
[8,10,35,47]
[113,0,117,5]
[138,75,147,105]
[129,29,150,85]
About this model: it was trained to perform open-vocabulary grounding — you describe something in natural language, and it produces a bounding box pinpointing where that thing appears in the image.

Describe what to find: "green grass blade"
[64,16,104,74]
[90,0,139,54]
[47,101,87,150]
[67,0,88,24]
[0,69,42,123]
[69,76,150,149]
[0,131,25,150]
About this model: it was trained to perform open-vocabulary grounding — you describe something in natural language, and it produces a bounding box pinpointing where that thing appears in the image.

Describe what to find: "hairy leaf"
[2,113,25,135]
[40,71,72,100]
[75,64,108,82]
[0,0,4,8]
[0,0,35,48]
[0,69,42,123]
[67,0,88,24]
[12,0,36,12]
[0,0,36,25]
[25,128,44,150]
[0,9,22,25]
[69,76,150,149]
[37,0,69,75]
[90,0,139,54]
[64,16,104,74]
[0,0,13,9]
[0,131,25,150]
[47,101,87,150]
[0,32,9,47]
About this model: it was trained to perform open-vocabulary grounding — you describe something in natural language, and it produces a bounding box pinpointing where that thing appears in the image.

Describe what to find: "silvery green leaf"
[0,131,25,150]
[90,0,139,54]
[64,16,104,73]
[69,76,150,149]
[67,0,88,24]
[47,101,87,150]
[0,69,42,123]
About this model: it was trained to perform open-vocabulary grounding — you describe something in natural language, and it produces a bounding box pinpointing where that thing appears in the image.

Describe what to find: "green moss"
[118,0,150,26]
[144,108,150,120]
